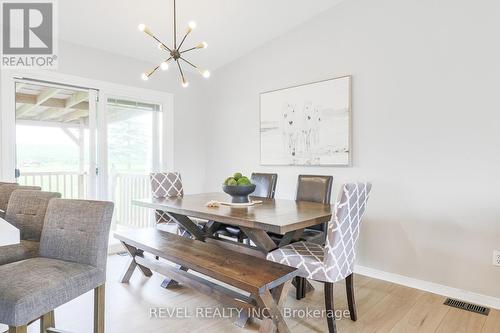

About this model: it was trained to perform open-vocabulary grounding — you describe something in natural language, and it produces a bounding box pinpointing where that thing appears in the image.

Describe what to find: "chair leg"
[94,284,105,333]
[346,273,357,321]
[40,311,55,332]
[295,277,303,300]
[324,282,337,333]
[8,326,27,333]
[237,233,245,243]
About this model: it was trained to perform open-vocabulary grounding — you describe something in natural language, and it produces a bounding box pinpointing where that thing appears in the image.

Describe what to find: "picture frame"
[260,75,352,166]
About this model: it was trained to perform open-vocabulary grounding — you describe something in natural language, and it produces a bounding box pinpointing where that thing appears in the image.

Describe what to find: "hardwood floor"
[1,254,498,333]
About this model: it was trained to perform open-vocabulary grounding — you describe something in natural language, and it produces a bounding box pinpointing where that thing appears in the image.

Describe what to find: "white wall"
[1,41,209,193]
[203,0,500,298]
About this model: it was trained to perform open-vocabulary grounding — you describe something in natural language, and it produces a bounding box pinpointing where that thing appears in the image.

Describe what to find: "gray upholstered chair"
[0,199,114,333]
[0,184,41,218]
[267,183,372,333]
[0,190,61,266]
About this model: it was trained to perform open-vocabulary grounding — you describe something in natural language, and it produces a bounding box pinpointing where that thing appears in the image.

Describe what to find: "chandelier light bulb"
[160,62,169,70]
[196,42,208,49]
[182,80,189,88]
[138,24,146,32]
[141,73,149,81]
[201,70,210,78]
[188,21,197,30]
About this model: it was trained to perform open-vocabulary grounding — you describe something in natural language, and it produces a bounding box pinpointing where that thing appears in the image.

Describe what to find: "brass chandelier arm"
[158,42,173,53]
[146,33,172,52]
[177,30,190,50]
[180,57,198,69]
[180,46,197,54]
[176,60,186,82]
[147,65,161,77]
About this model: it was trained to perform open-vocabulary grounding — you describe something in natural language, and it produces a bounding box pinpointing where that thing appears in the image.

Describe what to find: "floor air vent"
[443,298,490,315]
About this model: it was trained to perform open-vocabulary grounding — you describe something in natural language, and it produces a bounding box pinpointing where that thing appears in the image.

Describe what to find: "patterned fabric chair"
[150,172,204,236]
[267,182,372,333]
[0,190,61,266]
[0,184,41,219]
[150,172,184,226]
[0,199,114,333]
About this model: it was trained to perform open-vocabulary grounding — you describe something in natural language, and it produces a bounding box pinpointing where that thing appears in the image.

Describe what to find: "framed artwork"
[260,75,351,166]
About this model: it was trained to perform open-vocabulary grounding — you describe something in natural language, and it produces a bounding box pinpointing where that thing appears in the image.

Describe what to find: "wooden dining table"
[132,192,333,255]
[131,192,333,328]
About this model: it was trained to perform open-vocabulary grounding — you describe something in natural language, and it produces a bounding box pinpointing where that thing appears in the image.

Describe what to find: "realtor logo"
[1,0,58,68]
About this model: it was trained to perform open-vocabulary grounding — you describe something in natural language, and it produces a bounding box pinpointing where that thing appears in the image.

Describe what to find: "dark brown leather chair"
[296,175,333,204]
[296,174,333,244]
[218,173,278,242]
[292,175,333,300]
[269,175,333,245]
[250,173,278,199]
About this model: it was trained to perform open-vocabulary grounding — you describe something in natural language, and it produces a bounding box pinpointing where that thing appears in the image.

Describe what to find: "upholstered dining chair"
[296,174,334,244]
[218,173,278,242]
[0,184,41,219]
[150,172,184,227]
[267,182,372,333]
[150,172,205,236]
[267,175,333,246]
[0,199,114,333]
[250,172,278,198]
[0,190,61,266]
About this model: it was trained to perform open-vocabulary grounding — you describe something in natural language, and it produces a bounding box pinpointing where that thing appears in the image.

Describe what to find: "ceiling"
[59,0,344,71]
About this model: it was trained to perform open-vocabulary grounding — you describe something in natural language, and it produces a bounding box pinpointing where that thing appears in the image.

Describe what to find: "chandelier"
[138,0,209,87]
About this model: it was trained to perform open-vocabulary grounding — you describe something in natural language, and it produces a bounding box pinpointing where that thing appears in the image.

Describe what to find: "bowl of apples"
[222,172,256,203]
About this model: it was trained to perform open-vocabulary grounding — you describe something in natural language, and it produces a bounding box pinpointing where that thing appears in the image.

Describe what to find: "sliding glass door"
[14,80,98,199]
[2,72,174,237]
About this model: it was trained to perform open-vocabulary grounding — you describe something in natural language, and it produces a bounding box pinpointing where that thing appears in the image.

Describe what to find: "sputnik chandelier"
[138,0,209,87]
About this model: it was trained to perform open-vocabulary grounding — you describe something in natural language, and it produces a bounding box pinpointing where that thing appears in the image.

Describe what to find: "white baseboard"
[354,265,500,310]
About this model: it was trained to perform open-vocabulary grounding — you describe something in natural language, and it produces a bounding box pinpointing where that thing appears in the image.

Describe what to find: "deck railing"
[18,171,153,229]
[110,173,153,229]
[18,171,87,199]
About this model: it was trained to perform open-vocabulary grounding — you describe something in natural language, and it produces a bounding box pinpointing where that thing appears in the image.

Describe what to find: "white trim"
[354,264,500,310]
[87,90,98,198]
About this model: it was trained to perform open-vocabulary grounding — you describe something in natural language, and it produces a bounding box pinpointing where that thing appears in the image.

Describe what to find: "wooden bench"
[114,228,298,333]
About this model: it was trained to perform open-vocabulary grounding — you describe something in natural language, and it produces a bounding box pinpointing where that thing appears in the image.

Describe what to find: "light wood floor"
[2,254,499,333]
